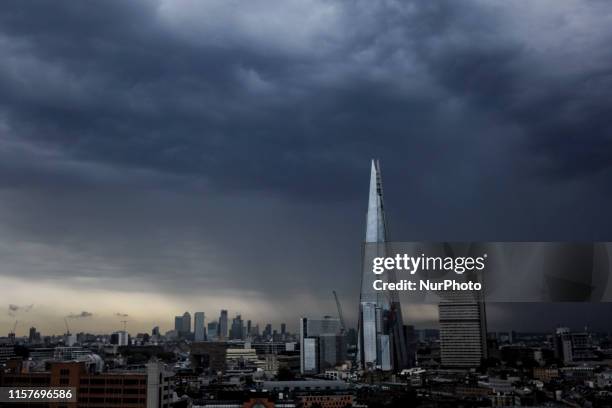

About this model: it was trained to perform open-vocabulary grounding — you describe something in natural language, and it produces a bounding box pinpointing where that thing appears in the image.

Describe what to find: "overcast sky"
[2,0,612,336]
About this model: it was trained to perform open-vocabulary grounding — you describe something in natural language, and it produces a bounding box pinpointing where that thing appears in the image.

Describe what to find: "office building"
[181,311,192,337]
[194,312,206,342]
[218,310,228,340]
[439,290,488,367]
[300,316,345,374]
[208,321,219,341]
[28,327,41,344]
[358,160,409,371]
[230,314,244,340]
[318,333,346,370]
[225,348,264,371]
[174,315,183,333]
[553,327,597,363]
[110,331,129,346]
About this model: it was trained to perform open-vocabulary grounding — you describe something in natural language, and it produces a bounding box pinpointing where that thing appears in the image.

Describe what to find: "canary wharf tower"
[358,160,409,371]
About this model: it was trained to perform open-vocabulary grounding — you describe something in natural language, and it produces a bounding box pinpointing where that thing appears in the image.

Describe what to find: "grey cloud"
[66,311,93,319]
[7,303,33,317]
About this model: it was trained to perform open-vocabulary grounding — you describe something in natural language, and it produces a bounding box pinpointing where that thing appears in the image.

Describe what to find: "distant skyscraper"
[207,321,219,341]
[358,160,409,371]
[194,312,206,342]
[263,323,272,338]
[181,312,192,337]
[230,314,244,340]
[174,316,183,333]
[218,310,228,340]
[247,320,252,337]
[281,323,286,335]
[28,327,40,343]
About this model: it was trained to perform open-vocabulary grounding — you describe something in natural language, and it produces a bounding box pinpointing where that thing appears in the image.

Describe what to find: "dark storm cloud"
[1,0,612,331]
[414,2,612,179]
[0,0,609,194]
[0,0,609,201]
[0,1,507,196]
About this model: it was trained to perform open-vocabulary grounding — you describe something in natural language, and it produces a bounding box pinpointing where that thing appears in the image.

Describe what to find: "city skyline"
[7,298,612,337]
[3,1,612,336]
[2,2,612,406]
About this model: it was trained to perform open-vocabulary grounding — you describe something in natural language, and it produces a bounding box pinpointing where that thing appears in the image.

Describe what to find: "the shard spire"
[365,159,386,244]
[358,160,409,372]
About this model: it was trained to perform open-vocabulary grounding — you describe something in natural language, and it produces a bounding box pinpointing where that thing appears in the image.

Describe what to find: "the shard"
[358,160,409,371]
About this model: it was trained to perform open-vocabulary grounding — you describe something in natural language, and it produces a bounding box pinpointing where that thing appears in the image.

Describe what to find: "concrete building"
[0,360,174,407]
[439,290,488,367]
[300,317,345,375]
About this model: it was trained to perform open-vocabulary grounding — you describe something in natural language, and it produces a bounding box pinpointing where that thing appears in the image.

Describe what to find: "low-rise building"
[0,360,174,407]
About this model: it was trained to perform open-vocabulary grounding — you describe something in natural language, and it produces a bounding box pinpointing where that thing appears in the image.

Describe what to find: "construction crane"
[333,290,346,334]
[9,320,18,343]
